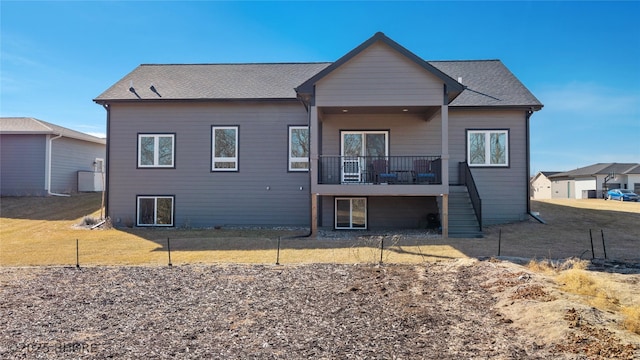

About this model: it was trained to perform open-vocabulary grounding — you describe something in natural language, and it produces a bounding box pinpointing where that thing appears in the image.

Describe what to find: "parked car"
[606,189,639,201]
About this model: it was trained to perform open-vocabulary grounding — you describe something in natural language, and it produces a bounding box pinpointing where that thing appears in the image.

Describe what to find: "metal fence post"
[76,239,80,269]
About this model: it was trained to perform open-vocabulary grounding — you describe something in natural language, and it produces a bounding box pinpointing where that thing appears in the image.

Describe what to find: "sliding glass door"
[341,131,388,158]
[335,197,367,229]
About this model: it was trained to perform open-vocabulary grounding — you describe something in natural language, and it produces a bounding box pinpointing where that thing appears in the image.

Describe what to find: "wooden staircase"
[448,186,483,238]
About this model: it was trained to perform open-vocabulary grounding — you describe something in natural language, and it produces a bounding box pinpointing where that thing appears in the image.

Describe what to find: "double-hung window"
[467,130,509,167]
[137,196,174,227]
[212,126,238,171]
[138,134,175,168]
[289,126,309,171]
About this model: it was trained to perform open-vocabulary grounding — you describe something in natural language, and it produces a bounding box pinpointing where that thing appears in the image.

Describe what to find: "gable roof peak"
[296,32,465,97]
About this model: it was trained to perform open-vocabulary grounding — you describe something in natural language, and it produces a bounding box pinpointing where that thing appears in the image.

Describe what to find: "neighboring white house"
[530,171,560,199]
[548,163,640,199]
[0,117,106,196]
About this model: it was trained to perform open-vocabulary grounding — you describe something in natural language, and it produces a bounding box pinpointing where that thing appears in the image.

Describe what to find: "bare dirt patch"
[1,259,638,359]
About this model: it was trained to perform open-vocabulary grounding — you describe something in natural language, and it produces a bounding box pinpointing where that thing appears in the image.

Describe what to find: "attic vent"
[457,77,463,84]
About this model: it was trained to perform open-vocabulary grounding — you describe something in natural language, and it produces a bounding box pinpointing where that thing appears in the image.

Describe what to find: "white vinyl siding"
[212,126,238,171]
[467,130,509,167]
[138,134,175,168]
[289,126,309,171]
[50,136,107,194]
[137,195,174,226]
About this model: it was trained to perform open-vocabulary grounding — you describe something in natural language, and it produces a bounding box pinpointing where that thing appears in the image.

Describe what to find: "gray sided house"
[0,117,106,196]
[94,32,542,237]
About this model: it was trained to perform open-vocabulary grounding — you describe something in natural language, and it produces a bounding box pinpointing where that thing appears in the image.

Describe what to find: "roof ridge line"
[428,59,501,63]
[31,118,54,133]
[139,62,333,66]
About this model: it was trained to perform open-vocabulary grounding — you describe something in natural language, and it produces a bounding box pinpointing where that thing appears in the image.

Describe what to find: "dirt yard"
[1,259,639,359]
[1,195,639,358]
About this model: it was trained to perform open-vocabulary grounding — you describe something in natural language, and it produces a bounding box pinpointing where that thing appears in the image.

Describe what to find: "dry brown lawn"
[480,198,640,261]
[1,194,639,266]
[0,193,464,266]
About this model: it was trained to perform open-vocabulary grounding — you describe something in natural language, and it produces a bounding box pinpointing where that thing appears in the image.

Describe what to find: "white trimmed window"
[212,126,238,171]
[137,196,174,226]
[138,134,175,168]
[467,130,509,167]
[289,126,309,171]
[335,197,367,229]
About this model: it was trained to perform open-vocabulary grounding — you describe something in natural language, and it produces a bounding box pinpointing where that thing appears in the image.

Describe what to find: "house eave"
[93,97,302,105]
[450,105,543,111]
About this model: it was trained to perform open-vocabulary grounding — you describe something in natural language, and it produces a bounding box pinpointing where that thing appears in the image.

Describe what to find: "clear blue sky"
[1,1,639,173]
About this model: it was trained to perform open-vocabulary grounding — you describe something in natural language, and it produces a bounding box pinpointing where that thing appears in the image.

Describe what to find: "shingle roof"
[94,34,542,110]
[625,164,640,174]
[94,63,332,102]
[0,117,106,144]
[600,163,640,175]
[429,60,542,108]
[549,163,640,178]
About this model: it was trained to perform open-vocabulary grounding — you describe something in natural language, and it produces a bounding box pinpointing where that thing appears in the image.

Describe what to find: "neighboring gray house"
[548,163,640,199]
[94,32,542,237]
[0,117,106,196]
[530,171,561,200]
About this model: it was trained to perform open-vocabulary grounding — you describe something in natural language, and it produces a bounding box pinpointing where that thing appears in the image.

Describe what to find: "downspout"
[102,103,111,217]
[526,108,545,224]
[47,134,70,197]
[525,108,532,213]
[296,94,313,238]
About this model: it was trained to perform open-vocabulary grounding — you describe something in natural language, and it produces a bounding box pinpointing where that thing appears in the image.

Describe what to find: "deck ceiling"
[320,106,441,121]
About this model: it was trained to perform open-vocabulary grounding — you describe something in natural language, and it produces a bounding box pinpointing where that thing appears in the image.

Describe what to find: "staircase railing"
[459,162,482,231]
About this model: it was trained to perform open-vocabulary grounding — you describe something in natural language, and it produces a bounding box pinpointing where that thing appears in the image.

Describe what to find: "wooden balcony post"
[441,104,449,187]
[442,193,449,238]
[311,193,318,236]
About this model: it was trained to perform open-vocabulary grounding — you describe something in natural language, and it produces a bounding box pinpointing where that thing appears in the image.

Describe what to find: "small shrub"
[589,289,620,310]
[527,259,557,273]
[528,258,588,274]
[556,269,619,311]
[557,269,598,295]
[622,305,640,335]
[79,216,100,226]
[350,235,402,264]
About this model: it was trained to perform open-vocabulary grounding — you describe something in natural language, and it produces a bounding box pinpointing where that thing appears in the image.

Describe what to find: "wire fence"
[6,227,635,268]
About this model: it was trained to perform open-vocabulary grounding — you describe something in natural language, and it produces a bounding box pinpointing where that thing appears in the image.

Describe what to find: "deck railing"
[317,156,442,185]
[459,161,482,231]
